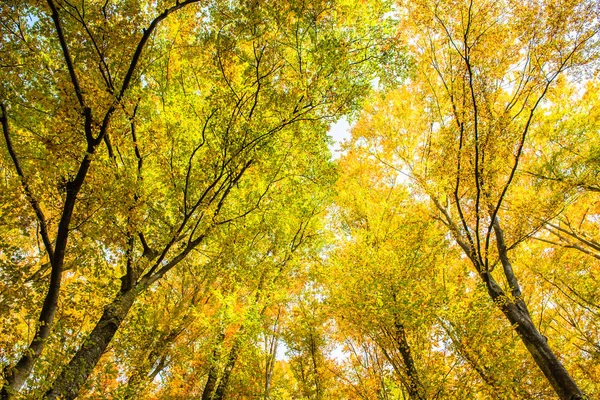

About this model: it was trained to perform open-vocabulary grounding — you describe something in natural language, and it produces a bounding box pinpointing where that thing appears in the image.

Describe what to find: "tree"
[1,0,395,398]
[4,0,598,398]
[337,0,599,397]
[328,143,447,399]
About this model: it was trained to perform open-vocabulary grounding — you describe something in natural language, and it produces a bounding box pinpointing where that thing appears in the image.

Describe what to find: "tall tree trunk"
[380,319,425,400]
[393,322,425,400]
[213,342,240,400]
[494,289,585,400]
[1,104,95,400]
[487,221,586,400]
[45,288,138,400]
[264,332,279,398]
[480,269,585,400]
[201,333,239,400]
[201,365,219,400]
[382,294,425,400]
[435,202,586,399]
[308,331,322,400]
[201,332,225,400]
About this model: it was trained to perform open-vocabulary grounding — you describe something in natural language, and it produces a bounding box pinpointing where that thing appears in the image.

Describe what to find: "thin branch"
[545,222,600,255]
[485,30,598,259]
[118,0,202,101]
[1,103,55,262]
[492,217,522,299]
[46,0,85,108]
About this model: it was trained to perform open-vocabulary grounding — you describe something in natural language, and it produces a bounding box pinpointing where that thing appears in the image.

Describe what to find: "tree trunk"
[482,272,585,400]
[201,331,225,400]
[434,200,586,399]
[393,322,425,400]
[213,342,240,400]
[488,221,585,400]
[45,288,138,400]
[264,335,278,398]
[308,331,322,400]
[0,136,95,400]
[201,364,219,400]
[503,299,585,400]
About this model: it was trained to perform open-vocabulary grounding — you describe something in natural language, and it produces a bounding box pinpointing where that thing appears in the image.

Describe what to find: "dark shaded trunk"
[392,322,425,400]
[499,294,585,400]
[213,342,240,400]
[0,2,102,394]
[308,331,322,400]
[380,319,424,400]
[1,1,206,396]
[1,119,95,400]
[202,333,225,400]
[201,333,239,400]
[481,269,585,400]
[487,221,586,400]
[45,288,138,400]
[384,293,425,400]
[433,198,587,399]
[201,365,219,400]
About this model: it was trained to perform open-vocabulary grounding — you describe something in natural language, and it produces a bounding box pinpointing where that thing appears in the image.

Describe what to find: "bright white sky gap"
[327,117,352,160]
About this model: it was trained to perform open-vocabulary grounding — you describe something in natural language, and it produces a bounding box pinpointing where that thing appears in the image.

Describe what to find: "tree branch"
[1,103,55,262]
[46,0,85,108]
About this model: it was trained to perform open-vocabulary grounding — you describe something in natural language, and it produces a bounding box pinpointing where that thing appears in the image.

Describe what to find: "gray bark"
[45,288,138,400]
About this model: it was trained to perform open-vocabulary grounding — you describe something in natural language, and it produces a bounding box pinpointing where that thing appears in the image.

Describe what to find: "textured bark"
[200,334,239,400]
[501,299,586,400]
[488,221,586,400]
[476,270,586,400]
[393,322,425,400]
[435,197,586,399]
[480,269,585,399]
[2,1,105,394]
[1,106,95,399]
[212,342,240,400]
[45,288,138,400]
[201,364,219,400]
[201,332,225,400]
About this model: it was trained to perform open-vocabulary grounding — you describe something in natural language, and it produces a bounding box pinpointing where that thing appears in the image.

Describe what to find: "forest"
[0,0,599,399]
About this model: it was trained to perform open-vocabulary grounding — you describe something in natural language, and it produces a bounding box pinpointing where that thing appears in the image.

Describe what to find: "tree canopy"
[1,0,599,399]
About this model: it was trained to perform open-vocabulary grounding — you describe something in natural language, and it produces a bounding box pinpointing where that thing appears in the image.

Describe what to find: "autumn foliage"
[1,0,599,399]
